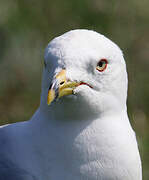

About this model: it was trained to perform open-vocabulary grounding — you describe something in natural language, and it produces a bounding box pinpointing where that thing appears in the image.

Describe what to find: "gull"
[0,29,142,180]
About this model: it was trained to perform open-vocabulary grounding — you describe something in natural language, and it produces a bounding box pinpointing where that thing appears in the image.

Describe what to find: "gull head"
[40,29,128,120]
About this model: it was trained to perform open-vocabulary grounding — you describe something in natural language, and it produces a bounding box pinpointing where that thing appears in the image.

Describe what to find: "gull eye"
[96,59,108,72]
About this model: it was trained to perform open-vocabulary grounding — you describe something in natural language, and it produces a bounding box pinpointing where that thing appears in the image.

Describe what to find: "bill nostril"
[60,81,65,85]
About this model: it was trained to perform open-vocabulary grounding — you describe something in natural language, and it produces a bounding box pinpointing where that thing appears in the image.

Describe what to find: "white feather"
[0,29,142,180]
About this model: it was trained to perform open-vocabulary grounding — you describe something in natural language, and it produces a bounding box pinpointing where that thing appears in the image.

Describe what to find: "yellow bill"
[47,69,79,105]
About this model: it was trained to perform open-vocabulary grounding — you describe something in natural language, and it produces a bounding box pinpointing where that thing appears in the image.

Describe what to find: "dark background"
[0,0,148,178]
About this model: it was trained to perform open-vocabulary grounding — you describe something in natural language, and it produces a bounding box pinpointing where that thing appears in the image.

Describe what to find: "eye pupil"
[96,59,108,72]
[98,61,103,67]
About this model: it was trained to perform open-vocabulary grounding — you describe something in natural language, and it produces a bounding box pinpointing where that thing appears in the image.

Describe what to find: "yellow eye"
[96,59,108,72]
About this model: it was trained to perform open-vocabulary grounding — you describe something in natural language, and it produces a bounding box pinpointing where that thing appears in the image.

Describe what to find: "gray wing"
[0,159,38,180]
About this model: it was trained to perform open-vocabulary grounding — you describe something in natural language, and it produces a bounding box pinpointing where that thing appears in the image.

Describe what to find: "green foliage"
[0,0,149,178]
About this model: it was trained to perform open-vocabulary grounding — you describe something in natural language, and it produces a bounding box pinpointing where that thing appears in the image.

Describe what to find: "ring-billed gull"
[0,29,142,180]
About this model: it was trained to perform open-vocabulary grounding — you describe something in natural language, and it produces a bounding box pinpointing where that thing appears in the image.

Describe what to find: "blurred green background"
[0,0,148,178]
